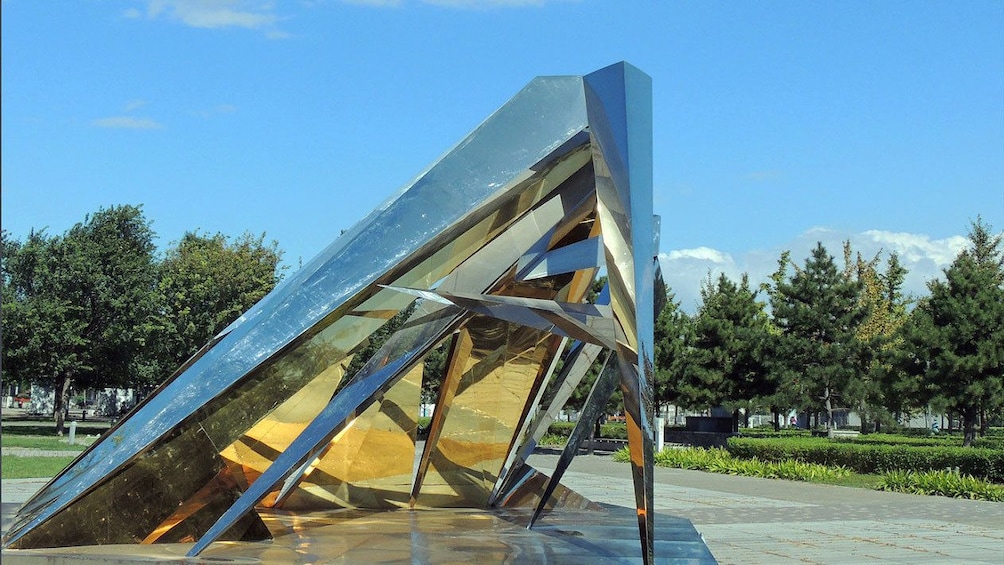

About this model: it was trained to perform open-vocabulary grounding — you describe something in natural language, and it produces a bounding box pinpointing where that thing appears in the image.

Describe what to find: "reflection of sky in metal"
[4,62,657,564]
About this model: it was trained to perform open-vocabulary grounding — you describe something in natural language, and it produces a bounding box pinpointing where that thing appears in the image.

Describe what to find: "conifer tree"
[679,273,772,425]
[770,242,866,428]
[653,287,691,418]
[900,218,1004,446]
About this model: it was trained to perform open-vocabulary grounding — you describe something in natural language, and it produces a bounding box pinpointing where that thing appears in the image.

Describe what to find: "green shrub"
[652,446,732,469]
[737,428,811,438]
[547,421,577,438]
[417,416,432,440]
[600,422,628,440]
[878,469,1004,501]
[727,437,1004,482]
[538,433,567,446]
[617,446,849,482]
[835,432,1003,449]
[545,421,627,440]
[841,433,960,447]
[975,436,1004,450]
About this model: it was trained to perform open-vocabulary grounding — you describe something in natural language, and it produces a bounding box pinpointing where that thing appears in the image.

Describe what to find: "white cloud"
[92,116,164,130]
[123,99,149,112]
[659,227,972,313]
[665,247,733,264]
[659,248,742,311]
[340,0,554,6]
[139,1,282,33]
[861,230,968,265]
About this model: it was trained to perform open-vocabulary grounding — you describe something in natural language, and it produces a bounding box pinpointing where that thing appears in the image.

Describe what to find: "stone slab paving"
[4,454,1003,564]
[1,447,84,457]
[528,452,1004,564]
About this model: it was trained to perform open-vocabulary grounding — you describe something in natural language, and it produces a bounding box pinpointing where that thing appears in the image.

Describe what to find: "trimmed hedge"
[546,421,627,440]
[737,430,1003,448]
[548,421,576,438]
[727,436,1004,482]
[828,432,1004,450]
[737,429,812,439]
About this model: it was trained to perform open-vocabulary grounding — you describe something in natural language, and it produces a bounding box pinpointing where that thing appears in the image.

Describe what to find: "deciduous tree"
[1,206,160,433]
[154,231,284,378]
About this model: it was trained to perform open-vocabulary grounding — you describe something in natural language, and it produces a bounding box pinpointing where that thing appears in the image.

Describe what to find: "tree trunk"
[962,406,977,447]
[859,399,869,433]
[53,373,72,435]
[823,386,833,429]
[772,408,780,432]
[732,409,740,433]
[979,406,989,437]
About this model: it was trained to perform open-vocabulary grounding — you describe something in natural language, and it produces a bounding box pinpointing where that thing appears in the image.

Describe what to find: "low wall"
[582,439,628,452]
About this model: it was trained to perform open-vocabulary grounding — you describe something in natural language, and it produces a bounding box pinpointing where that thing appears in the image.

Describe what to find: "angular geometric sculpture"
[3,62,659,563]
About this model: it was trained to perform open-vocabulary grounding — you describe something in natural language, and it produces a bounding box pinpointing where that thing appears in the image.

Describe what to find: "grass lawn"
[1,435,94,450]
[1,418,97,479]
[2,455,77,479]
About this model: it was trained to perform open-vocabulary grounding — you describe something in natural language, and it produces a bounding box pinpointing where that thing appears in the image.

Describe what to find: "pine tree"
[653,288,690,417]
[900,218,1004,446]
[771,242,866,428]
[679,273,772,425]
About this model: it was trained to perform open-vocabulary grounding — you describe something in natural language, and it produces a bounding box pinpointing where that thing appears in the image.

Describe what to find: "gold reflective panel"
[414,318,556,507]
[218,354,352,505]
[279,363,422,510]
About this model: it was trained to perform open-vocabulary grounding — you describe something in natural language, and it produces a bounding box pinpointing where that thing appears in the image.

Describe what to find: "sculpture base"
[1,506,716,564]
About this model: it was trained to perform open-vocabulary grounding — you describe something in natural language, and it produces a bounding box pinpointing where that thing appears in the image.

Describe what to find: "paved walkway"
[4,453,1003,563]
[528,452,1004,564]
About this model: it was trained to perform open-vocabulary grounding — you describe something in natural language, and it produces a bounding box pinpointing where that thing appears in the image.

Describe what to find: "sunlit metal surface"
[2,62,670,563]
[529,352,620,528]
[3,508,715,564]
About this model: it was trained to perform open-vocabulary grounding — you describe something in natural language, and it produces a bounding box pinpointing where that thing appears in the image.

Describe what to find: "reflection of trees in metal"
[2,62,658,564]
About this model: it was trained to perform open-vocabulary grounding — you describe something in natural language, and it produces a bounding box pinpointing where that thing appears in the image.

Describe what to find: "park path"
[2,450,1002,563]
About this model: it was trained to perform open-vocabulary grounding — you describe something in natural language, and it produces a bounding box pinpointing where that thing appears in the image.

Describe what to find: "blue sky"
[3,1,1002,311]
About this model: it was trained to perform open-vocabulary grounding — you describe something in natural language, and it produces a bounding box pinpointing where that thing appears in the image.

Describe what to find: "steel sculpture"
[2,62,660,564]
